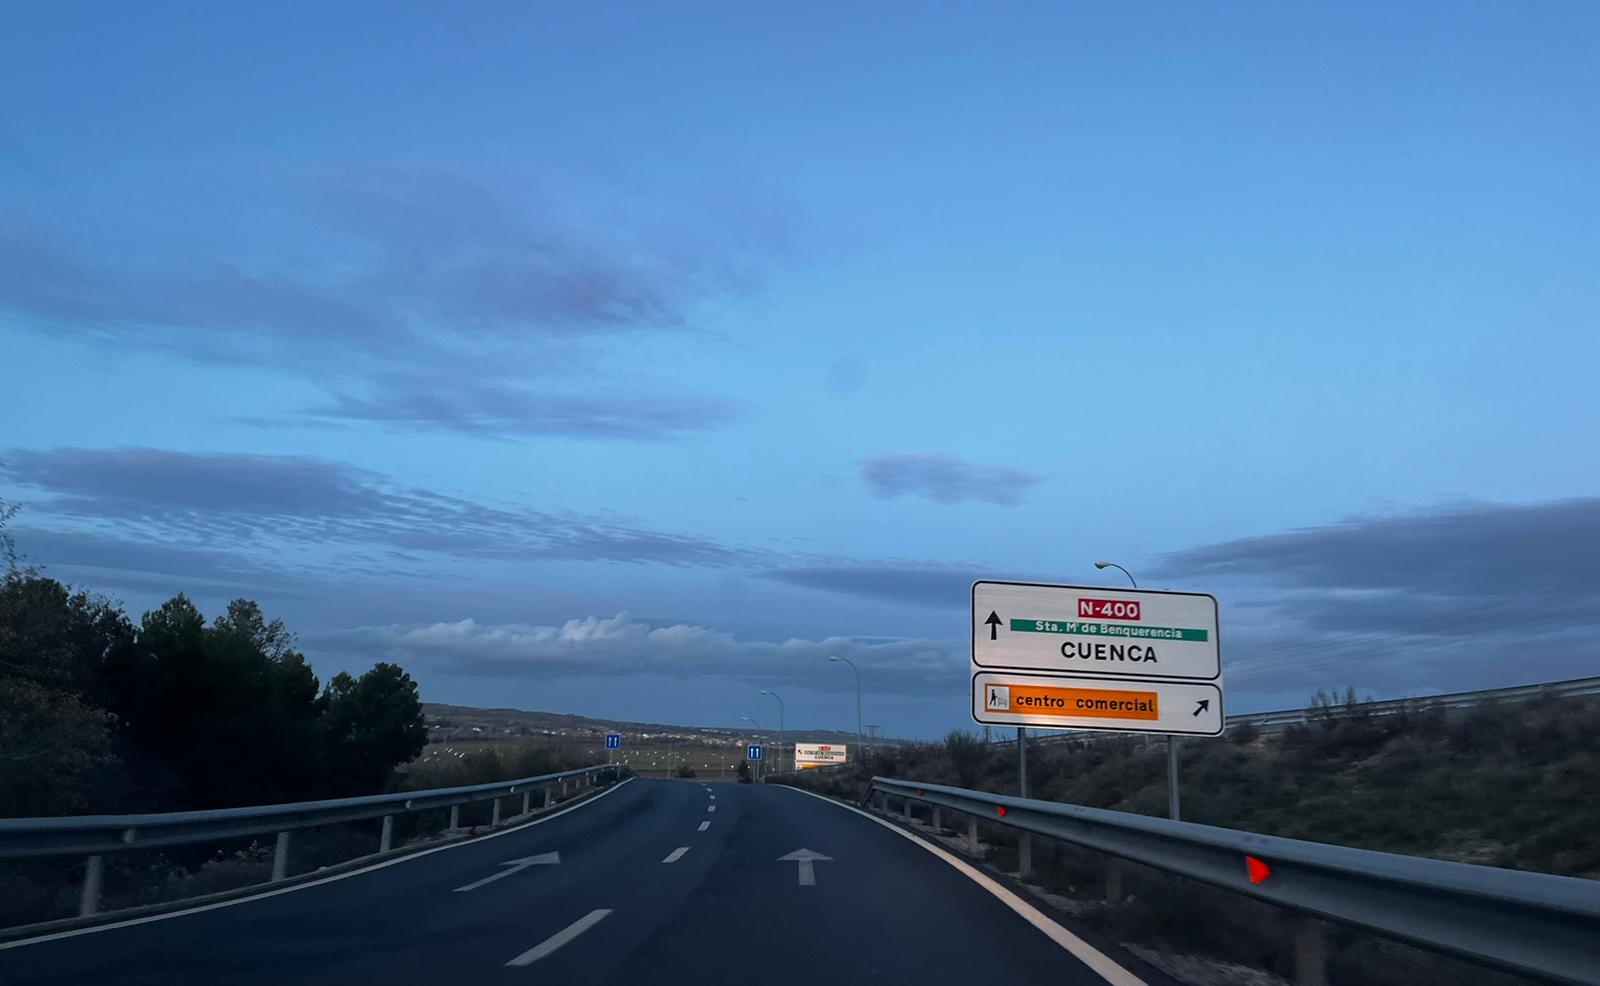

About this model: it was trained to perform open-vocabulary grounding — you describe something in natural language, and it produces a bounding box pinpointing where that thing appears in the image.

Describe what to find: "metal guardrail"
[0,763,624,921]
[864,776,1600,985]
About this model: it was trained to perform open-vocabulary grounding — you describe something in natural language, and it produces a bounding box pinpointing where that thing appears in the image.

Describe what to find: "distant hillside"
[421,703,861,747]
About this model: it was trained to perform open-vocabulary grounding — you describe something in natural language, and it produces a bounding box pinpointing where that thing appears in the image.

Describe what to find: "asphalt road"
[1,779,1131,985]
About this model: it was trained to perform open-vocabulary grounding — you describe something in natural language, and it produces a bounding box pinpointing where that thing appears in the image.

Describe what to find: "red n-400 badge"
[1077,598,1141,621]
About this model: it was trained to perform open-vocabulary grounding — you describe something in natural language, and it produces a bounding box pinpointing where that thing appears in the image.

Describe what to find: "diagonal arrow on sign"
[453,852,560,892]
[778,848,833,887]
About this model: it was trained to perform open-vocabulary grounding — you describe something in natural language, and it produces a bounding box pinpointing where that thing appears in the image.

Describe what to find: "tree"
[0,571,132,815]
[320,662,428,793]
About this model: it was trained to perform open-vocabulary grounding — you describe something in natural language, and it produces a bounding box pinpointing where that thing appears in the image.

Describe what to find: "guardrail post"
[1294,918,1328,986]
[522,791,531,816]
[491,797,502,827]
[903,796,912,821]
[561,778,568,797]
[79,854,103,917]
[1018,832,1033,879]
[272,831,290,882]
[967,816,980,855]
[380,814,394,853]
[449,805,460,831]
[932,806,942,832]
[543,788,554,809]
[1106,859,1125,902]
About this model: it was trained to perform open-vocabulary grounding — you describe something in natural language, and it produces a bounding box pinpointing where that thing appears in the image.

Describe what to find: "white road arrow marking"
[452,852,560,892]
[505,909,612,966]
[778,848,833,887]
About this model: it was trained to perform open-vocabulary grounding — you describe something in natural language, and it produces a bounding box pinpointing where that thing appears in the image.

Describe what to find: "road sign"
[604,733,621,750]
[746,744,764,761]
[973,671,1223,735]
[794,744,847,768]
[974,580,1220,680]
[972,580,1224,736]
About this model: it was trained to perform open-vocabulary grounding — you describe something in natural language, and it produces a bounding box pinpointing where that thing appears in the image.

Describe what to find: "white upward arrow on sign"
[453,852,560,892]
[778,848,833,886]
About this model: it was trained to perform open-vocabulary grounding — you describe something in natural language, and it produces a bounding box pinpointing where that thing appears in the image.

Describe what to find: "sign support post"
[1017,727,1028,798]
[1167,736,1180,820]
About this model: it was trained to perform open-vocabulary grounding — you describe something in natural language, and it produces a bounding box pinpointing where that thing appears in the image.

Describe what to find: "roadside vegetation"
[780,691,1600,985]
[0,505,589,929]
[795,690,1600,877]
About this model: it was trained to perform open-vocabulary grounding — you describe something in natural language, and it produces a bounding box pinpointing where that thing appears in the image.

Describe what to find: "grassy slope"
[799,692,1600,876]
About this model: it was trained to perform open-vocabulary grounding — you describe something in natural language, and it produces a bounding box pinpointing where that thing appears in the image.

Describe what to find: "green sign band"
[1009,619,1209,642]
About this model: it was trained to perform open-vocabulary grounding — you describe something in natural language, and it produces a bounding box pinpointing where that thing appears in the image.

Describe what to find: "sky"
[2,2,1598,738]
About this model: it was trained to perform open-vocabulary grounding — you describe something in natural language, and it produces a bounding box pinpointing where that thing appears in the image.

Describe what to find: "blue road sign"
[605,733,621,750]
[746,744,764,761]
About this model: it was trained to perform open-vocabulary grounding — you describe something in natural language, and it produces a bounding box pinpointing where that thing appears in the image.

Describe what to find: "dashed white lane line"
[779,787,1147,986]
[505,909,612,967]
[709,794,716,800]
[707,804,716,812]
[662,846,691,863]
[697,821,711,832]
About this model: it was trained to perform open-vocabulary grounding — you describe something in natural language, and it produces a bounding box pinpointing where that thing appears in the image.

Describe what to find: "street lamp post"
[829,656,864,763]
[1095,560,1181,821]
[1094,561,1138,588]
[760,690,786,773]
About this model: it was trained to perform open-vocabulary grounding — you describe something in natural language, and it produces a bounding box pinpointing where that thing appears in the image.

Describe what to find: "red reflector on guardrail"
[1246,856,1271,884]
[996,806,1007,817]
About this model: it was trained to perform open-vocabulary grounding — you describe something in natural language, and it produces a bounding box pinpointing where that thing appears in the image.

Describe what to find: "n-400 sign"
[974,581,1220,681]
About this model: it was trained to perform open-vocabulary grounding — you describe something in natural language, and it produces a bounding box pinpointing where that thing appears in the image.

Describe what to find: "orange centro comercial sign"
[992,683,1159,721]
[971,671,1222,735]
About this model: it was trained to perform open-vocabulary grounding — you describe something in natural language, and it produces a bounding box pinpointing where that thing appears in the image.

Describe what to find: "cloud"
[328,611,964,693]
[0,447,754,568]
[6,526,313,599]
[860,454,1041,506]
[1155,499,1600,693]
[300,377,741,441]
[760,563,1001,608]
[1,163,773,440]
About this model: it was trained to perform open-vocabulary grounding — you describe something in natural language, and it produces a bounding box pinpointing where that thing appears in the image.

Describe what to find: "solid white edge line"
[505,908,612,966]
[781,786,1147,986]
[697,820,710,832]
[0,777,638,952]
[662,846,690,863]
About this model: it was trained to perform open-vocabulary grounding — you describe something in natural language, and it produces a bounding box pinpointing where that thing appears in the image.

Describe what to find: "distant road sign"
[974,581,1220,680]
[972,580,1224,736]
[604,733,621,750]
[972,671,1223,735]
[794,744,847,768]
[746,744,764,761]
